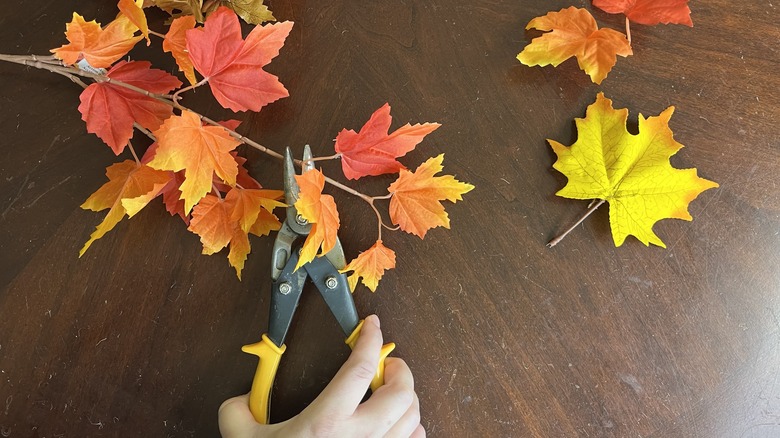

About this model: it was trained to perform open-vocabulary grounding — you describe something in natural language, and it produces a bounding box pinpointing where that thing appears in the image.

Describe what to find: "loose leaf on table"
[188,188,283,278]
[118,0,150,43]
[334,103,441,180]
[388,154,474,238]
[78,61,182,154]
[202,0,276,24]
[517,7,632,85]
[51,13,142,68]
[185,6,293,112]
[293,169,340,270]
[163,15,198,85]
[592,0,693,26]
[341,240,396,293]
[146,110,241,214]
[80,160,170,256]
[549,93,718,247]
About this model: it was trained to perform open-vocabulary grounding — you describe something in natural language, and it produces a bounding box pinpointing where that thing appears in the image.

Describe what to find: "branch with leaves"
[0,2,473,291]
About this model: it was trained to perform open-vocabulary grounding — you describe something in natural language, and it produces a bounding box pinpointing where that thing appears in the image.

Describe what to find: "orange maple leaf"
[51,13,142,68]
[517,7,632,85]
[226,188,285,233]
[80,160,170,256]
[294,169,340,270]
[341,240,396,292]
[185,7,292,112]
[163,15,198,85]
[334,103,441,180]
[188,188,283,278]
[388,154,474,238]
[593,0,693,26]
[147,111,241,214]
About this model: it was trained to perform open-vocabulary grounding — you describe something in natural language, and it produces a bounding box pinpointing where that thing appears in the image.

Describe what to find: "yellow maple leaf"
[549,93,719,247]
[147,111,242,214]
[294,169,340,270]
[51,13,142,68]
[517,7,632,85]
[80,160,170,256]
[118,0,150,44]
[341,240,396,293]
[388,154,474,238]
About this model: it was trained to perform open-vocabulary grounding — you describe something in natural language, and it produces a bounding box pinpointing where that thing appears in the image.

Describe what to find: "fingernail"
[366,314,380,328]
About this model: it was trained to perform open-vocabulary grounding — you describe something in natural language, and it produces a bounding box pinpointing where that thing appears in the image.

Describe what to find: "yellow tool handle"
[345,319,396,392]
[242,334,286,424]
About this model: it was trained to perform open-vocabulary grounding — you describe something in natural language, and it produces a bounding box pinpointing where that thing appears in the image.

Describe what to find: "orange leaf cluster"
[188,188,284,277]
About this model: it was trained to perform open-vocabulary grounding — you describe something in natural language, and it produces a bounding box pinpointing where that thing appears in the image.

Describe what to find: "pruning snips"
[241,146,396,424]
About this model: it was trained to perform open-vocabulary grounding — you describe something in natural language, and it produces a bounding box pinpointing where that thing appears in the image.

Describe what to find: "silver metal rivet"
[295,214,308,225]
[325,276,338,290]
[279,282,292,295]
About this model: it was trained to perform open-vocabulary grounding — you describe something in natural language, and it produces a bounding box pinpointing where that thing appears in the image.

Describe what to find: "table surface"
[1,1,779,437]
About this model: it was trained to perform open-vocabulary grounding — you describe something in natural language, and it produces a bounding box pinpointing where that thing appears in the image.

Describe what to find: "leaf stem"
[625,17,632,46]
[148,29,166,39]
[304,153,341,164]
[172,78,208,103]
[547,199,606,248]
[128,140,141,164]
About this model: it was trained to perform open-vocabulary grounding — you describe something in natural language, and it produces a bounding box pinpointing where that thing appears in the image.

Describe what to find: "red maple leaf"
[185,6,293,112]
[78,61,182,154]
[334,103,441,180]
[592,0,693,26]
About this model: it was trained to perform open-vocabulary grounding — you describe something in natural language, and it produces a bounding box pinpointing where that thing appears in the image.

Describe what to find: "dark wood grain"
[1,1,778,437]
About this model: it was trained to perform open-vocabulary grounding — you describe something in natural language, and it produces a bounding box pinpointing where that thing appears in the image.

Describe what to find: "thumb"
[218,394,262,437]
[313,315,383,415]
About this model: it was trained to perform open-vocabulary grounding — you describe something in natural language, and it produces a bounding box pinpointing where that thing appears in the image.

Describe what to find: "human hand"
[219,315,425,438]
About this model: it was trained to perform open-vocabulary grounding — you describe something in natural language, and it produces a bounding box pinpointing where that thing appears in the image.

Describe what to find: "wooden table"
[1,1,778,436]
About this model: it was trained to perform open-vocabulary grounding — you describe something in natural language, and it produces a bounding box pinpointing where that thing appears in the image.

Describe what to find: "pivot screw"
[295,214,308,226]
[325,276,338,290]
[279,282,292,295]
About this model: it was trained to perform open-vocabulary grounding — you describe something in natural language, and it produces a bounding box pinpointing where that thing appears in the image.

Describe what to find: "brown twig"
[547,199,606,248]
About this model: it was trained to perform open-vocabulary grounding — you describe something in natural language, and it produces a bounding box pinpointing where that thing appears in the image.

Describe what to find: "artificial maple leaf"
[341,240,396,292]
[388,154,474,238]
[144,0,204,22]
[517,7,632,85]
[203,0,276,25]
[549,93,718,247]
[147,110,241,214]
[80,160,170,256]
[334,103,441,180]
[51,13,142,68]
[118,0,150,43]
[226,187,284,233]
[163,15,198,85]
[593,0,693,26]
[185,7,292,112]
[294,169,340,270]
[79,61,182,154]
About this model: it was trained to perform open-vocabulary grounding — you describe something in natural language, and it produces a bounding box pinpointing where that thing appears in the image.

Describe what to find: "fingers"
[355,358,418,437]
[314,314,384,415]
